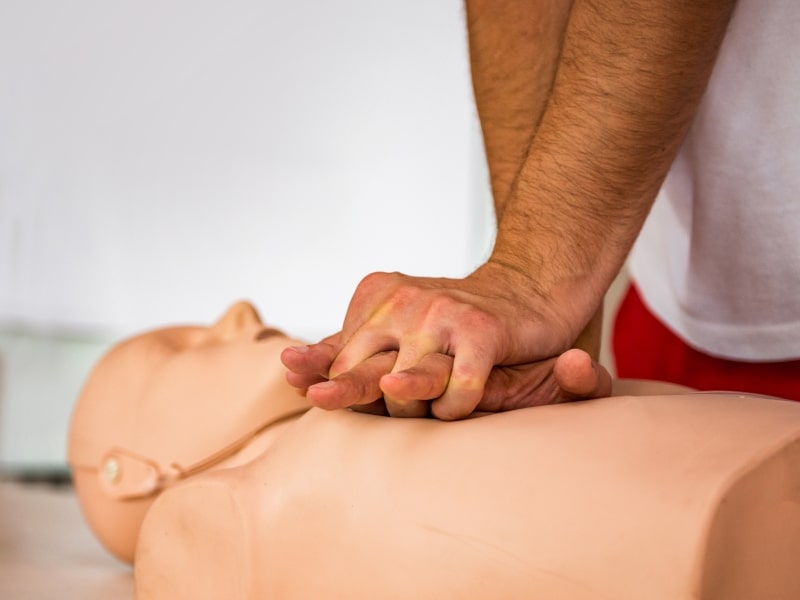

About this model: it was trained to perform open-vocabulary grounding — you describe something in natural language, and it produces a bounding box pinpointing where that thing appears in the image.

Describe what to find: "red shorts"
[612,285,800,402]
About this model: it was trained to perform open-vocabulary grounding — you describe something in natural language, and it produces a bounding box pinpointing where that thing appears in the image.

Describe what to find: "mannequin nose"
[209,300,262,341]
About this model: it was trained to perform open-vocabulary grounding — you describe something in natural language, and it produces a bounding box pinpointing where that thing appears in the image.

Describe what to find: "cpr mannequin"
[67,302,800,600]
[67,301,311,562]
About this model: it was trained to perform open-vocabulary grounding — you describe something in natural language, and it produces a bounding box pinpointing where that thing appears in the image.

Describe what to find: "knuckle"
[387,284,419,310]
[355,271,390,297]
[452,364,485,392]
[463,307,500,331]
[426,294,456,319]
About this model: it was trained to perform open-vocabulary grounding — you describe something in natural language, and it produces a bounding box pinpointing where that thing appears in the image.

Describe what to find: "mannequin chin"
[68,302,800,598]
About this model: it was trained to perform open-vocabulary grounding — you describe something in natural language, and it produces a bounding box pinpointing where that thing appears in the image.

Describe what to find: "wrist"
[470,258,603,349]
[482,225,614,344]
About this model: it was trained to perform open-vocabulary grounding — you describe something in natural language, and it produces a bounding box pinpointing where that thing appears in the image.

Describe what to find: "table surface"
[0,480,134,599]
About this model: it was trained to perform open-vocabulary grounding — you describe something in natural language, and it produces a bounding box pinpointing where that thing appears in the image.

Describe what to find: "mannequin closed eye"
[254,327,284,342]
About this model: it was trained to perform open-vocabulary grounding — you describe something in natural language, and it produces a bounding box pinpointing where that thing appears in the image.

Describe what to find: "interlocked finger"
[307,350,398,411]
[328,327,399,380]
[381,352,454,406]
[281,341,341,395]
[382,337,445,418]
[350,399,390,417]
[430,346,494,421]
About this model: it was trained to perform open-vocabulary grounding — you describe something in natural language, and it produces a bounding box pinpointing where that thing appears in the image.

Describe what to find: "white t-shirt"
[629,0,800,362]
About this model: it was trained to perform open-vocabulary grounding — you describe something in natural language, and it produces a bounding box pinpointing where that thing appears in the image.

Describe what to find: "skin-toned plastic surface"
[66,301,310,563]
[135,394,800,600]
[67,302,800,598]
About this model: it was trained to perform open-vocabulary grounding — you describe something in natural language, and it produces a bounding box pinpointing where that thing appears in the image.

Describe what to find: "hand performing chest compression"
[280,263,612,420]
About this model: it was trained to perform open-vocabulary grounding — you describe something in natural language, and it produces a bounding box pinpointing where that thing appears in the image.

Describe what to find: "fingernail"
[310,381,336,391]
[289,345,309,353]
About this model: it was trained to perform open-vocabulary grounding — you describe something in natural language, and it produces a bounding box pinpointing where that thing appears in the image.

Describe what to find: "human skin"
[282,0,589,419]
[283,0,738,420]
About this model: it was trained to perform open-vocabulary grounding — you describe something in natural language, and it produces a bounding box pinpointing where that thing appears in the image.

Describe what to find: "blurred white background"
[0,0,494,470]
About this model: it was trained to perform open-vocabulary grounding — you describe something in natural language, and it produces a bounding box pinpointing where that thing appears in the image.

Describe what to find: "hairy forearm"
[465,0,573,218]
[490,0,736,330]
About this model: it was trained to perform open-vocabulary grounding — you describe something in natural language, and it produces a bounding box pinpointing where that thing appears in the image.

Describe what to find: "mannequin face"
[67,301,309,563]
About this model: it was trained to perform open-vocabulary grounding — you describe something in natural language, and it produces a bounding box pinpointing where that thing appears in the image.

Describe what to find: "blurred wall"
[0,0,493,468]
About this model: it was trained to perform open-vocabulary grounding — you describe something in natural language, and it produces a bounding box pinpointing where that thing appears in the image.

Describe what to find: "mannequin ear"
[209,301,263,341]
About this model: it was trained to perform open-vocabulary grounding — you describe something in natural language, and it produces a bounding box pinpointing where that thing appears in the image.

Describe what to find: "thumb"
[553,348,613,401]
[478,360,556,412]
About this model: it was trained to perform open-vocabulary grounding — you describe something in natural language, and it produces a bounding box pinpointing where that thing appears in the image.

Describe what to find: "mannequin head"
[67,301,309,563]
